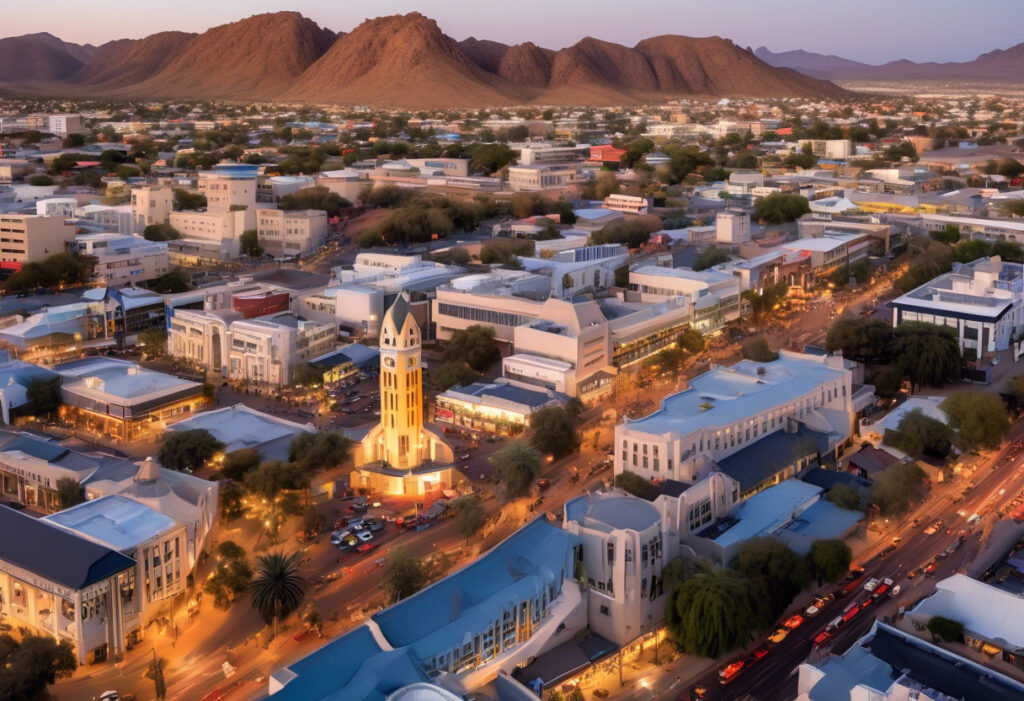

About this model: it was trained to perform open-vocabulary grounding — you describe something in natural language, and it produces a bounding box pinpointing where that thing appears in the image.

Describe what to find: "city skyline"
[4,0,1024,65]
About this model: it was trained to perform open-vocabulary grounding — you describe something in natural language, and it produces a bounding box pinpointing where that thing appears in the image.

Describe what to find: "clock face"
[384,357,396,367]
[407,356,417,367]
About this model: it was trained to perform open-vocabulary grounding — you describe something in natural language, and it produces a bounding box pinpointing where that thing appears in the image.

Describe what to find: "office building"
[256,208,329,260]
[626,265,741,332]
[797,139,852,160]
[435,379,566,436]
[508,163,583,192]
[168,164,257,262]
[0,214,77,275]
[716,210,751,243]
[603,194,652,215]
[72,233,169,286]
[614,351,854,485]
[890,256,1024,357]
[130,183,173,233]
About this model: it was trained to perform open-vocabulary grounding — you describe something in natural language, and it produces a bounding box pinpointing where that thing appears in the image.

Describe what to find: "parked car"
[718,661,745,685]
[783,614,804,630]
[363,517,384,532]
[863,578,880,592]
[356,530,373,543]
[767,628,789,644]
[356,542,378,553]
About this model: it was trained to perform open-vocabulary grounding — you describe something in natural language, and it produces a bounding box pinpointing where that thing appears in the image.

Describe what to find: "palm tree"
[489,440,542,503]
[250,551,306,637]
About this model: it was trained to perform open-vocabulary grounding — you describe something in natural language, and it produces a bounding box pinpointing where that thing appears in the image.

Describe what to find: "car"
[813,630,832,646]
[767,627,789,644]
[783,614,804,630]
[805,603,822,617]
[356,542,378,553]
[860,597,874,610]
[908,569,919,579]
[816,592,835,607]
[750,646,769,660]
[863,578,880,592]
[536,478,551,491]
[924,562,937,574]
[718,661,745,685]
[891,536,902,545]
[356,530,373,542]
[362,517,384,532]
[691,684,707,699]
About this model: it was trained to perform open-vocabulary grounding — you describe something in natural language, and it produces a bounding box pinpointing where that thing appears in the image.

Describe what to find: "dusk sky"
[8,0,1024,64]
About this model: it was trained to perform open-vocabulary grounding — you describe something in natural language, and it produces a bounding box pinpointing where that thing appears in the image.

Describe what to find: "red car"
[750,646,769,660]
[813,630,832,646]
[783,614,805,630]
[356,542,378,553]
[718,660,745,685]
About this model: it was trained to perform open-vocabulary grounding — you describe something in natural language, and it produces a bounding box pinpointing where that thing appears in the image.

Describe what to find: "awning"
[982,643,1001,656]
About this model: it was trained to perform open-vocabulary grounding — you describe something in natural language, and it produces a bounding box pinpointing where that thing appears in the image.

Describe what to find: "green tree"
[872,366,905,399]
[529,405,578,458]
[289,431,353,476]
[291,362,322,387]
[926,615,965,643]
[754,192,810,224]
[469,143,516,175]
[806,539,853,585]
[614,471,660,500]
[825,318,893,363]
[742,281,789,321]
[693,245,730,271]
[736,538,810,625]
[279,186,351,217]
[221,448,261,482]
[589,220,653,249]
[677,328,706,354]
[826,483,863,511]
[383,547,429,603]
[149,270,191,293]
[173,188,207,210]
[941,390,1010,451]
[250,551,307,634]
[952,239,992,263]
[892,322,961,390]
[930,224,961,245]
[143,223,181,242]
[870,461,928,516]
[443,325,500,372]
[427,361,481,391]
[4,253,89,293]
[883,409,954,459]
[489,440,543,502]
[147,654,167,700]
[204,541,252,608]
[741,337,778,362]
[245,460,308,500]
[158,429,224,473]
[27,174,54,186]
[451,495,486,544]
[220,481,247,521]
[55,477,84,509]
[239,229,263,259]
[666,567,755,658]
[0,634,77,701]
[24,376,62,417]
[138,328,167,357]
[479,238,533,264]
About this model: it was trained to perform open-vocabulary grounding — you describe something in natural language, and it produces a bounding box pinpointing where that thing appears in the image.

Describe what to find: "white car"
[804,603,821,617]
[863,578,880,592]
[356,530,373,542]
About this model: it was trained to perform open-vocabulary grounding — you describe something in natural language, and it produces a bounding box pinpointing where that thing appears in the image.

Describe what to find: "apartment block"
[0,214,77,273]
[130,184,173,232]
[256,209,329,259]
[72,233,169,286]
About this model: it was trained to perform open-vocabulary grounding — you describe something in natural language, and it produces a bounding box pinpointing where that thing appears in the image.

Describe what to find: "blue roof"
[372,517,577,661]
[450,381,561,409]
[709,479,823,548]
[716,424,833,492]
[777,500,863,556]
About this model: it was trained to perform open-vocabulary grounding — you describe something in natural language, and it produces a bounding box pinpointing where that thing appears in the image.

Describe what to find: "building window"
[599,605,609,616]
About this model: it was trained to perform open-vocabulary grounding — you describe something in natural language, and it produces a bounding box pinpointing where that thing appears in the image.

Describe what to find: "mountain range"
[0,11,846,106]
[754,44,1024,82]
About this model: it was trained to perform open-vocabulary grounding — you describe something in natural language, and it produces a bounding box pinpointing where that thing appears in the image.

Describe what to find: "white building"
[626,265,741,332]
[167,164,258,262]
[716,210,751,243]
[130,183,174,233]
[508,164,583,192]
[256,208,329,260]
[517,144,589,165]
[518,244,628,299]
[563,489,677,645]
[797,139,852,160]
[614,351,854,484]
[890,256,1024,356]
[603,194,652,215]
[72,233,169,286]
[168,309,336,386]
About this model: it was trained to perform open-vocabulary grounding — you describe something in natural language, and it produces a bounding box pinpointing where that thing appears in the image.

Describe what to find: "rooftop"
[703,479,822,548]
[168,404,314,459]
[622,351,847,438]
[44,494,177,551]
[55,357,201,404]
[0,506,134,590]
[910,574,1024,651]
[565,491,662,533]
[716,423,834,493]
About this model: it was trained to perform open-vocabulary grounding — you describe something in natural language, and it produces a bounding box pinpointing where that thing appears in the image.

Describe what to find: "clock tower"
[378,291,423,469]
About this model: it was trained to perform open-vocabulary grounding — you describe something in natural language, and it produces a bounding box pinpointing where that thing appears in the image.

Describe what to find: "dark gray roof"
[253,268,330,291]
[386,291,412,332]
[717,424,833,492]
[455,381,562,408]
[868,625,1024,701]
[1,434,69,462]
[800,467,872,492]
[847,446,900,475]
[0,507,134,589]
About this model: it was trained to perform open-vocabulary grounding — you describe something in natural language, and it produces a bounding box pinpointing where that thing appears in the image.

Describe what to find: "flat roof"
[778,234,860,253]
[566,492,661,533]
[44,494,177,551]
[716,424,833,492]
[55,357,201,404]
[168,404,314,456]
[0,506,134,590]
[622,351,847,438]
[707,479,822,548]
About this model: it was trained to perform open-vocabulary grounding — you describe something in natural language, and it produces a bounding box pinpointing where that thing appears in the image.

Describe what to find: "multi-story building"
[55,357,207,443]
[626,265,742,332]
[130,183,173,232]
[0,507,136,665]
[517,144,589,165]
[563,489,677,645]
[72,233,169,286]
[614,351,854,485]
[434,379,565,436]
[0,214,77,274]
[716,210,751,243]
[168,164,257,261]
[432,271,549,345]
[256,208,329,260]
[46,114,86,136]
[508,163,583,192]
[44,495,188,630]
[920,213,1024,244]
[603,194,652,215]
[777,232,871,273]
[519,244,629,299]
[169,309,336,386]
[890,255,1024,357]
[797,139,852,160]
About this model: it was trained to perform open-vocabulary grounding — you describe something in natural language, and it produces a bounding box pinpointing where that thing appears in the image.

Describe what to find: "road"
[668,421,1024,701]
